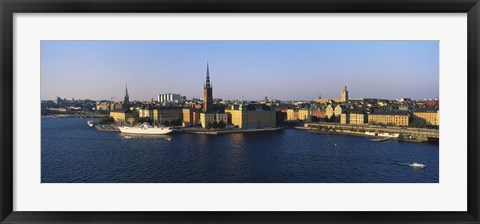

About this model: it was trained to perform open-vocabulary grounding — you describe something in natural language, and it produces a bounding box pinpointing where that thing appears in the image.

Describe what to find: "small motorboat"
[369,138,389,142]
[87,120,96,127]
[409,162,426,168]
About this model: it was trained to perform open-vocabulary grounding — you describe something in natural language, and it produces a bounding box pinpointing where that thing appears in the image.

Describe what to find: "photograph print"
[41,40,439,183]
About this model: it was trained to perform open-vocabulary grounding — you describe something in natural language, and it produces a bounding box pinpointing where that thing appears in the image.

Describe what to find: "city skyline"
[41,40,439,101]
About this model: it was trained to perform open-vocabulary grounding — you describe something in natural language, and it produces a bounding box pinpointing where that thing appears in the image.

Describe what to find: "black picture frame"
[1,0,479,223]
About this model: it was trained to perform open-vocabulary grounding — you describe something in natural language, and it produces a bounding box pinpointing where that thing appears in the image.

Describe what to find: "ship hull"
[118,126,173,135]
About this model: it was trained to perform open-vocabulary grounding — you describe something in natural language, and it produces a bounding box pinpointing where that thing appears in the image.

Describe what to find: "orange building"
[182,108,201,126]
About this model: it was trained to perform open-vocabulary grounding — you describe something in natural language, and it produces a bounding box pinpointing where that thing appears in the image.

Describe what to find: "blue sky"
[41,41,439,101]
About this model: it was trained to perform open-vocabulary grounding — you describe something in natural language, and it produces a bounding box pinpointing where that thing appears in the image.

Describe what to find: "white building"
[200,113,228,128]
[138,108,154,119]
[158,93,181,104]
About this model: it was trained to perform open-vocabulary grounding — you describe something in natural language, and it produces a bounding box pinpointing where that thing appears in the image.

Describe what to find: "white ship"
[118,122,173,135]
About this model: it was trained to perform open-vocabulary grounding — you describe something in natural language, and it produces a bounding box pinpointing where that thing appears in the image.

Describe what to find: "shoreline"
[94,123,284,135]
[296,126,436,144]
[176,127,284,135]
[83,119,437,144]
[302,128,426,143]
[42,114,109,118]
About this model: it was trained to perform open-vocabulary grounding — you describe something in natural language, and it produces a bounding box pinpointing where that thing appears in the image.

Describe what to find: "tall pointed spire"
[344,85,347,91]
[124,84,129,103]
[205,62,211,88]
[203,62,213,113]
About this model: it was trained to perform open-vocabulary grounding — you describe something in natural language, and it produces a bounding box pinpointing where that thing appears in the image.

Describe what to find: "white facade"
[138,108,153,119]
[158,93,181,104]
[215,113,228,123]
[200,113,228,128]
[298,108,312,121]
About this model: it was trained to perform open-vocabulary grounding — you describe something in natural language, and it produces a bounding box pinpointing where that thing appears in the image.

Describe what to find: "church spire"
[205,62,211,88]
[124,84,129,103]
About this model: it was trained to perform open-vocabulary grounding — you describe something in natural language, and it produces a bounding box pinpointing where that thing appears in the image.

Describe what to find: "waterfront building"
[326,104,335,119]
[225,105,276,129]
[200,112,228,128]
[298,108,312,121]
[341,110,367,125]
[138,106,154,120]
[286,109,299,121]
[368,112,409,127]
[312,107,327,120]
[153,108,182,122]
[340,113,349,124]
[110,103,123,111]
[110,110,133,124]
[203,63,213,113]
[349,111,367,125]
[341,85,349,102]
[96,101,111,111]
[334,105,346,116]
[413,109,439,127]
[216,113,228,123]
[158,93,181,104]
[182,108,201,126]
[200,113,215,128]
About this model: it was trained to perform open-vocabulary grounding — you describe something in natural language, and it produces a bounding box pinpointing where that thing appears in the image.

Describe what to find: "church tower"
[124,85,130,103]
[123,84,130,110]
[341,85,348,102]
[203,63,213,113]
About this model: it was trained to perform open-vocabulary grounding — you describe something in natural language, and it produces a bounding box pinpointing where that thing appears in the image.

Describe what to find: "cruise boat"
[118,122,173,135]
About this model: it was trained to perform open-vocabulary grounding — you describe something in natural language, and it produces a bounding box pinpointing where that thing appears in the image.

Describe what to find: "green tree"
[135,117,152,124]
[131,108,139,117]
[173,119,183,126]
[330,114,336,123]
[99,117,115,124]
[218,120,226,129]
[205,122,212,129]
[212,121,219,129]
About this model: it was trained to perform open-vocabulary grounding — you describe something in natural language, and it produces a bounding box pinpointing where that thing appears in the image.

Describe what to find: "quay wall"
[302,122,439,142]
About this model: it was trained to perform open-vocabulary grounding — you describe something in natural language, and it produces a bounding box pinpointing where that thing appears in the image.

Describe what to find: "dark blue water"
[41,118,439,183]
